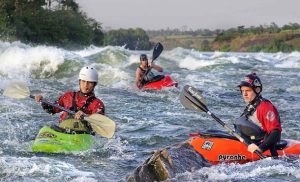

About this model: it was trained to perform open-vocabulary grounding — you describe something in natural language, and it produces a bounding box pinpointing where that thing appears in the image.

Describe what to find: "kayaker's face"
[140,59,148,67]
[80,80,96,94]
[241,86,257,103]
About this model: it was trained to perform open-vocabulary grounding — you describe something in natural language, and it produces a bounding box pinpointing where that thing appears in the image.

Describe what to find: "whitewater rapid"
[0,40,300,181]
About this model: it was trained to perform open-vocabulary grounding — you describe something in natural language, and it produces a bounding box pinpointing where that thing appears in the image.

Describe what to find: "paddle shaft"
[29,95,76,115]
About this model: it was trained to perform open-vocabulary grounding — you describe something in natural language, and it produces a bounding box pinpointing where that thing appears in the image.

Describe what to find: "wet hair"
[140,54,148,60]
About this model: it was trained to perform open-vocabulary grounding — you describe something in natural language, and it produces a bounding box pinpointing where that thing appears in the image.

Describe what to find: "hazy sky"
[75,0,300,30]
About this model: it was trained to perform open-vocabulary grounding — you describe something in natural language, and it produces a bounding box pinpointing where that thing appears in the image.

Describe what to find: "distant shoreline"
[148,26,300,52]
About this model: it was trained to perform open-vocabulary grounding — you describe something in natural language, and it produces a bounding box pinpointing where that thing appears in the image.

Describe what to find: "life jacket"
[234,96,266,142]
[139,66,155,83]
[60,92,96,132]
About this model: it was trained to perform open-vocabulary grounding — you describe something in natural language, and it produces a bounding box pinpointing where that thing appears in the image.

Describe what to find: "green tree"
[104,28,152,50]
[0,0,104,48]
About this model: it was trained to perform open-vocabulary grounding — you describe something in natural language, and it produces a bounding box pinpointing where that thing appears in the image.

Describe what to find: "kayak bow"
[189,130,300,164]
[143,75,178,90]
[32,125,94,153]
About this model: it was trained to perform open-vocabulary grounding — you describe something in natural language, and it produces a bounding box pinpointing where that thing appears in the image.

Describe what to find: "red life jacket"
[240,96,282,134]
[52,91,105,122]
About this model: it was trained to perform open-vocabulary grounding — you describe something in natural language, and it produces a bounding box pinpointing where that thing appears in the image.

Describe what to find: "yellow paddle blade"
[84,114,116,138]
[3,81,30,99]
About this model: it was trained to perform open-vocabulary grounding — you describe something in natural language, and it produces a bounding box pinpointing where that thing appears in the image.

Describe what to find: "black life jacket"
[234,96,266,142]
[139,66,155,83]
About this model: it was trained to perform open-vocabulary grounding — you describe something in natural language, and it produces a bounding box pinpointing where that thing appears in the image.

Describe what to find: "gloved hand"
[35,95,43,103]
[248,143,261,153]
[136,81,143,89]
[75,110,85,120]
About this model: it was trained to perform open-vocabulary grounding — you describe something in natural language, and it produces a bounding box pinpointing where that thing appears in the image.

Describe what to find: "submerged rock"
[127,142,211,182]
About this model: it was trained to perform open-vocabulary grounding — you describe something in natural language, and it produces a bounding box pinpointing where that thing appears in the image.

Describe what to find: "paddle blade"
[84,114,116,138]
[152,42,164,62]
[3,81,30,99]
[180,85,209,112]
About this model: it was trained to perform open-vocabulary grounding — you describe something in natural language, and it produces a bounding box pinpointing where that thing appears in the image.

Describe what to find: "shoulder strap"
[242,96,265,117]
[79,95,96,111]
[139,66,146,73]
[69,91,77,112]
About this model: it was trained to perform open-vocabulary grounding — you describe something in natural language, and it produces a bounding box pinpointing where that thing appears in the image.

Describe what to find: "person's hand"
[136,81,142,89]
[248,143,261,153]
[74,110,85,120]
[35,95,43,103]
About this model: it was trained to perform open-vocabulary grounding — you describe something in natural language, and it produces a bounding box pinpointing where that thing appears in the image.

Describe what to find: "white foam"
[173,159,300,181]
[72,45,107,57]
[275,51,300,68]
[179,56,218,70]
[0,44,65,78]
[0,156,95,178]
[287,85,300,93]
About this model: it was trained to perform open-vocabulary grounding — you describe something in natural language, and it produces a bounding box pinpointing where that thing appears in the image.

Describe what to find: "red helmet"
[238,73,262,94]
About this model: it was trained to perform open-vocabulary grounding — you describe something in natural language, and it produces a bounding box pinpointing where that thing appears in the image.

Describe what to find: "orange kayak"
[143,75,178,90]
[189,130,300,164]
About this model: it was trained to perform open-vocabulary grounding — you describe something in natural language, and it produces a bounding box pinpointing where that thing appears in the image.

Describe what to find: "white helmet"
[78,66,98,82]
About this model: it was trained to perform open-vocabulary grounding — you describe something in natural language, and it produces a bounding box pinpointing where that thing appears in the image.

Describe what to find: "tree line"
[147,22,300,38]
[0,0,152,49]
[1,1,300,51]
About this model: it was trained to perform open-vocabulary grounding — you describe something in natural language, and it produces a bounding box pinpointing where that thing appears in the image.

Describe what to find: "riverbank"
[149,29,300,52]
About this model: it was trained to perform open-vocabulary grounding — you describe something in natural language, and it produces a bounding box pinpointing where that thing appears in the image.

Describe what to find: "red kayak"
[128,130,300,182]
[189,130,300,164]
[143,75,178,90]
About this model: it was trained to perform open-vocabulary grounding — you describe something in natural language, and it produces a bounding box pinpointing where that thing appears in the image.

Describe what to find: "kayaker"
[135,54,164,89]
[234,73,282,157]
[35,66,105,133]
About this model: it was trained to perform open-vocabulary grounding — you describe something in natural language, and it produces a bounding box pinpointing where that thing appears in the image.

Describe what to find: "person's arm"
[93,100,105,115]
[150,63,163,72]
[135,68,143,88]
[248,101,282,153]
[35,95,56,114]
[259,129,281,152]
[257,101,282,133]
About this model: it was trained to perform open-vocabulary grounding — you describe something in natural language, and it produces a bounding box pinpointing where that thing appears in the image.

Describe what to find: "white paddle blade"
[3,81,30,99]
[85,114,116,138]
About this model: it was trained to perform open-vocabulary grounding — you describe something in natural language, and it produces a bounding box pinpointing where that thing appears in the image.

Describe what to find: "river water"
[0,41,300,181]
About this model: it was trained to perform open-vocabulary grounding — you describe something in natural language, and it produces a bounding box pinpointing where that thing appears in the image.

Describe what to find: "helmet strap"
[253,87,262,95]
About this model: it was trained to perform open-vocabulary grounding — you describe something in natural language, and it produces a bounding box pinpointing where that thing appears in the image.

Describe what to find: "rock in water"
[127,142,211,182]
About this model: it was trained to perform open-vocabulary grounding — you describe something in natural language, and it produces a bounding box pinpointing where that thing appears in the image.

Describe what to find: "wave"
[1,41,300,89]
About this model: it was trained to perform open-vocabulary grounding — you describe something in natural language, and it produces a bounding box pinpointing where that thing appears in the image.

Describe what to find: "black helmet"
[140,54,148,60]
[238,73,262,94]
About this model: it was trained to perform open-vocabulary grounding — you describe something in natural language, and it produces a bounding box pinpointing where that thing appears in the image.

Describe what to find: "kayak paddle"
[3,81,116,138]
[179,85,266,159]
[141,42,164,86]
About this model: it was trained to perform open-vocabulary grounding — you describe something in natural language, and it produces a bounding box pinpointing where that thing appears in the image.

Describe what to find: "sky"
[75,0,300,30]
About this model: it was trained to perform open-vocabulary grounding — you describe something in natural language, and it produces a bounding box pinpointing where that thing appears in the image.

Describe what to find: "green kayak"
[32,125,94,153]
